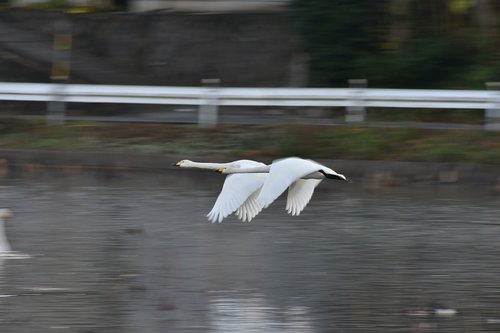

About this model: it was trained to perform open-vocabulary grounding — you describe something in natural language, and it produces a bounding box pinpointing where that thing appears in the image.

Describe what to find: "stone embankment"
[0,149,498,191]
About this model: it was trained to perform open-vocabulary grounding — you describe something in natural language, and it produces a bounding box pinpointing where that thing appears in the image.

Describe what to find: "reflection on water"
[208,290,313,333]
[0,174,498,332]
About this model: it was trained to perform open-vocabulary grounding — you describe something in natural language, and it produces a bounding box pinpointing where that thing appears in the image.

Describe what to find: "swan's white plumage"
[256,157,322,208]
[286,179,322,216]
[235,189,262,222]
[255,157,342,211]
[175,159,267,223]
[206,172,267,223]
[0,209,12,253]
[177,157,349,221]
[0,209,32,259]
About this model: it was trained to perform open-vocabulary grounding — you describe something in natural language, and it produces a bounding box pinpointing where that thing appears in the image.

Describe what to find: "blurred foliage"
[17,0,107,12]
[290,0,500,88]
[365,108,484,124]
[1,121,500,164]
[20,0,72,10]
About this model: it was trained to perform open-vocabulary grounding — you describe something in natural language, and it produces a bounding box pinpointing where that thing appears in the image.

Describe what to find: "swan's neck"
[223,166,322,177]
[187,161,225,170]
[0,219,11,252]
[223,165,271,174]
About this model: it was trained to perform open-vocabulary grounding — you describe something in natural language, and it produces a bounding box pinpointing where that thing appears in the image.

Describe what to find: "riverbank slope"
[0,122,498,189]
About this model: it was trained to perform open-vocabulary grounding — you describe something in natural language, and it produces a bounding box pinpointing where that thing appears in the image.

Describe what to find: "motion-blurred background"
[0,0,500,163]
[2,0,295,86]
[2,0,499,88]
[0,2,500,333]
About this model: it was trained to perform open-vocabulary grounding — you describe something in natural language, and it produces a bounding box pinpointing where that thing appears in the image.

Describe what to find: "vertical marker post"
[346,79,367,123]
[47,20,72,126]
[485,82,500,131]
[198,78,220,127]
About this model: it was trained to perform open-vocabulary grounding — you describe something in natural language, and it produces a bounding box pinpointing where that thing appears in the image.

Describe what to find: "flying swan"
[218,157,351,215]
[175,157,350,222]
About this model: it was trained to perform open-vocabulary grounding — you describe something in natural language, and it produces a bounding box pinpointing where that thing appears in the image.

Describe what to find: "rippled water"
[0,173,499,332]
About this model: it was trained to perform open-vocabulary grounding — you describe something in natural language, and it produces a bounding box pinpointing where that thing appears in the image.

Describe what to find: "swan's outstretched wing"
[235,189,263,222]
[207,173,267,223]
[286,179,322,216]
[256,157,323,209]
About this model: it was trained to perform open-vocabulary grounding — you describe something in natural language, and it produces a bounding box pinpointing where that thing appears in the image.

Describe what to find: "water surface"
[0,174,499,332]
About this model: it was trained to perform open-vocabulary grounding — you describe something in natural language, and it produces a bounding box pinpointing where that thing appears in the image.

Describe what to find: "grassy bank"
[0,120,500,164]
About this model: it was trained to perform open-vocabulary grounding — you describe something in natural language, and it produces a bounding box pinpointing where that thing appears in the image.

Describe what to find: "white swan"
[175,159,267,222]
[218,157,350,215]
[0,209,13,253]
[0,209,31,260]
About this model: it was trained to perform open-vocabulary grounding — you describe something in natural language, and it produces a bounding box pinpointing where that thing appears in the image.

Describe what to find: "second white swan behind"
[218,157,350,216]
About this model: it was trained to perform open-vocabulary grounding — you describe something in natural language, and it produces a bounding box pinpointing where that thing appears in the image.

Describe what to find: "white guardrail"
[0,82,499,129]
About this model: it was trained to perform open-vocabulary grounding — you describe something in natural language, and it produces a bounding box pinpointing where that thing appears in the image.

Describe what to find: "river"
[0,172,499,332]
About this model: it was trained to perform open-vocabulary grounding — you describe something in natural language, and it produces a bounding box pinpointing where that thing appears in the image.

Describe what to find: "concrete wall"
[0,149,498,191]
[8,0,289,12]
[71,12,304,86]
[9,0,110,6]
[129,0,289,12]
[0,10,306,86]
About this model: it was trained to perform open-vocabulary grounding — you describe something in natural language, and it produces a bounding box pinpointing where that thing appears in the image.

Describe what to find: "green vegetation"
[1,120,500,164]
[290,0,500,89]
[366,108,484,124]
[15,0,107,12]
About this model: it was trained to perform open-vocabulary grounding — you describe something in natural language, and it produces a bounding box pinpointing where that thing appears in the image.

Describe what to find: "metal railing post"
[485,82,500,131]
[198,78,220,127]
[47,83,67,126]
[346,79,367,123]
[47,20,72,126]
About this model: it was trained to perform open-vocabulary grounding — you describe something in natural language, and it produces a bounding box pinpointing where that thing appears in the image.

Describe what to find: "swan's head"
[320,170,352,183]
[339,174,352,183]
[174,159,194,167]
[0,209,13,219]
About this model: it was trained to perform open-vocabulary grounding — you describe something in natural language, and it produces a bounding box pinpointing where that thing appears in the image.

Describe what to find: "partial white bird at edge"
[0,209,32,259]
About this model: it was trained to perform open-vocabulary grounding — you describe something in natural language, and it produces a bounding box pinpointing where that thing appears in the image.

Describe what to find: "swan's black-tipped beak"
[173,161,181,167]
[216,167,225,173]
